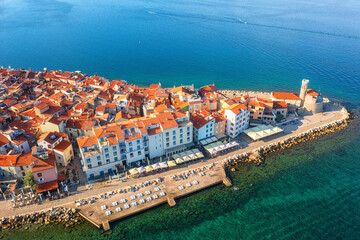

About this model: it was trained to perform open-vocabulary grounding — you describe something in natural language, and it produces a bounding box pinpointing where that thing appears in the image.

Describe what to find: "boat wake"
[149,11,360,40]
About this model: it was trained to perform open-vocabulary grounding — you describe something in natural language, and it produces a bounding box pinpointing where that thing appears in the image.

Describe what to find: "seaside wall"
[222,104,351,169]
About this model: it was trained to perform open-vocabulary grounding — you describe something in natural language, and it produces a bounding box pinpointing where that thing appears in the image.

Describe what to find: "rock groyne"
[0,207,83,230]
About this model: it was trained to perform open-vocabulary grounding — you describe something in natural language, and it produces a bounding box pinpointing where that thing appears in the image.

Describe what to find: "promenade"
[0,103,346,223]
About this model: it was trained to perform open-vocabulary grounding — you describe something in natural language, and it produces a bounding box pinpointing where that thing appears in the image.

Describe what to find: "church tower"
[300,79,309,107]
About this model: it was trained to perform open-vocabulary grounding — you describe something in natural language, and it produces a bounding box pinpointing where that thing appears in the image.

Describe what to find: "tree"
[275,113,284,123]
[23,171,37,191]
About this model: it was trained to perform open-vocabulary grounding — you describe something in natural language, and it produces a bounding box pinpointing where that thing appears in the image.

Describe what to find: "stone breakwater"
[0,207,83,230]
[223,106,352,169]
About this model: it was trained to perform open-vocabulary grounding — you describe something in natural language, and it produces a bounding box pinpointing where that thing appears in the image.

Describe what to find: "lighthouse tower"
[299,79,309,107]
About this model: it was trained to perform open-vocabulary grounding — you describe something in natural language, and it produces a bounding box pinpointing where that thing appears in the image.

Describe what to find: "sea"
[1,0,360,239]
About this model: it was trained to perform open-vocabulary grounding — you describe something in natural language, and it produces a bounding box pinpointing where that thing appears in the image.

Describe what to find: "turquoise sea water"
[1,0,360,239]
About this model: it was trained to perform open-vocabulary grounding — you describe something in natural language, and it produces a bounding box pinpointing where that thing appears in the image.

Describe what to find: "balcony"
[83,149,101,158]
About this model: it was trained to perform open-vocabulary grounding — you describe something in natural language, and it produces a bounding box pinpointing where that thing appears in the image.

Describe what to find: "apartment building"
[190,111,215,143]
[224,103,250,138]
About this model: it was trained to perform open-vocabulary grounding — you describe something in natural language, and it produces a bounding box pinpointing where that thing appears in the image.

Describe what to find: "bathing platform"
[79,165,231,230]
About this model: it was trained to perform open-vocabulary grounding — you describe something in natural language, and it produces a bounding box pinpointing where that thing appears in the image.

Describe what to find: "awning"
[196,152,204,158]
[244,125,283,141]
[159,162,168,168]
[175,158,184,164]
[167,160,177,167]
[129,168,139,175]
[192,149,200,154]
[152,163,161,170]
[145,165,154,173]
[58,174,66,181]
[183,156,191,162]
[189,154,197,160]
[137,166,146,174]
[36,180,59,194]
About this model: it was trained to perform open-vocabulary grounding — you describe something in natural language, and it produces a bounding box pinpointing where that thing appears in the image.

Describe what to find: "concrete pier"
[79,164,230,230]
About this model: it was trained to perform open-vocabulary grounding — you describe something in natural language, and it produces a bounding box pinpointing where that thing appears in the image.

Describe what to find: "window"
[137,145,140,150]
[86,158,91,163]
[138,151,141,156]
[105,153,109,158]
[166,132,169,137]
[145,147,148,151]
[173,130,176,135]
[106,159,110,164]
[173,141,176,145]
[180,139,183,144]
[104,148,108,153]
[130,153,134,158]
[173,136,176,140]
[129,147,133,152]
[166,143,170,147]
[98,161,102,166]
[144,142,147,146]
[129,142,132,146]
[137,140,140,144]
[114,157,118,162]
[180,128,183,133]
[37,173,42,177]
[187,132,190,136]
[166,137,169,142]
[97,156,101,160]
[187,127,190,131]
[180,134,183,138]
[113,151,117,156]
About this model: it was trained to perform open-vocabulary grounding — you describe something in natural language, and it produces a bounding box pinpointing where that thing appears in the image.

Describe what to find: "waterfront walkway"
[0,103,345,220]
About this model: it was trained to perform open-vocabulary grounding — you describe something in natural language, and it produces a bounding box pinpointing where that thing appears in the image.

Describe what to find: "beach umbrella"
[138,166,146,174]
[167,160,177,167]
[152,163,161,170]
[145,165,154,173]
[129,168,139,175]
[175,158,184,164]
[159,162,168,169]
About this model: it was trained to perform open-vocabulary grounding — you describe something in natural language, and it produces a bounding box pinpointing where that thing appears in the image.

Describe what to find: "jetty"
[79,164,230,230]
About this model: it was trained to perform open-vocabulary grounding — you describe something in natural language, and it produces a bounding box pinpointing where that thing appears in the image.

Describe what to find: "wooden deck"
[79,164,231,230]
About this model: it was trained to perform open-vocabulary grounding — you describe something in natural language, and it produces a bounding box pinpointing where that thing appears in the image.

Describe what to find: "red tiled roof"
[77,135,98,148]
[0,133,10,146]
[0,155,18,167]
[157,112,178,130]
[272,92,301,100]
[36,180,58,194]
[229,103,248,115]
[54,140,72,152]
[273,101,288,109]
[32,152,56,172]
[307,89,319,96]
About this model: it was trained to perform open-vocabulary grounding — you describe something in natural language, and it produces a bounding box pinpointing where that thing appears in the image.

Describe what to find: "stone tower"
[300,79,309,107]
